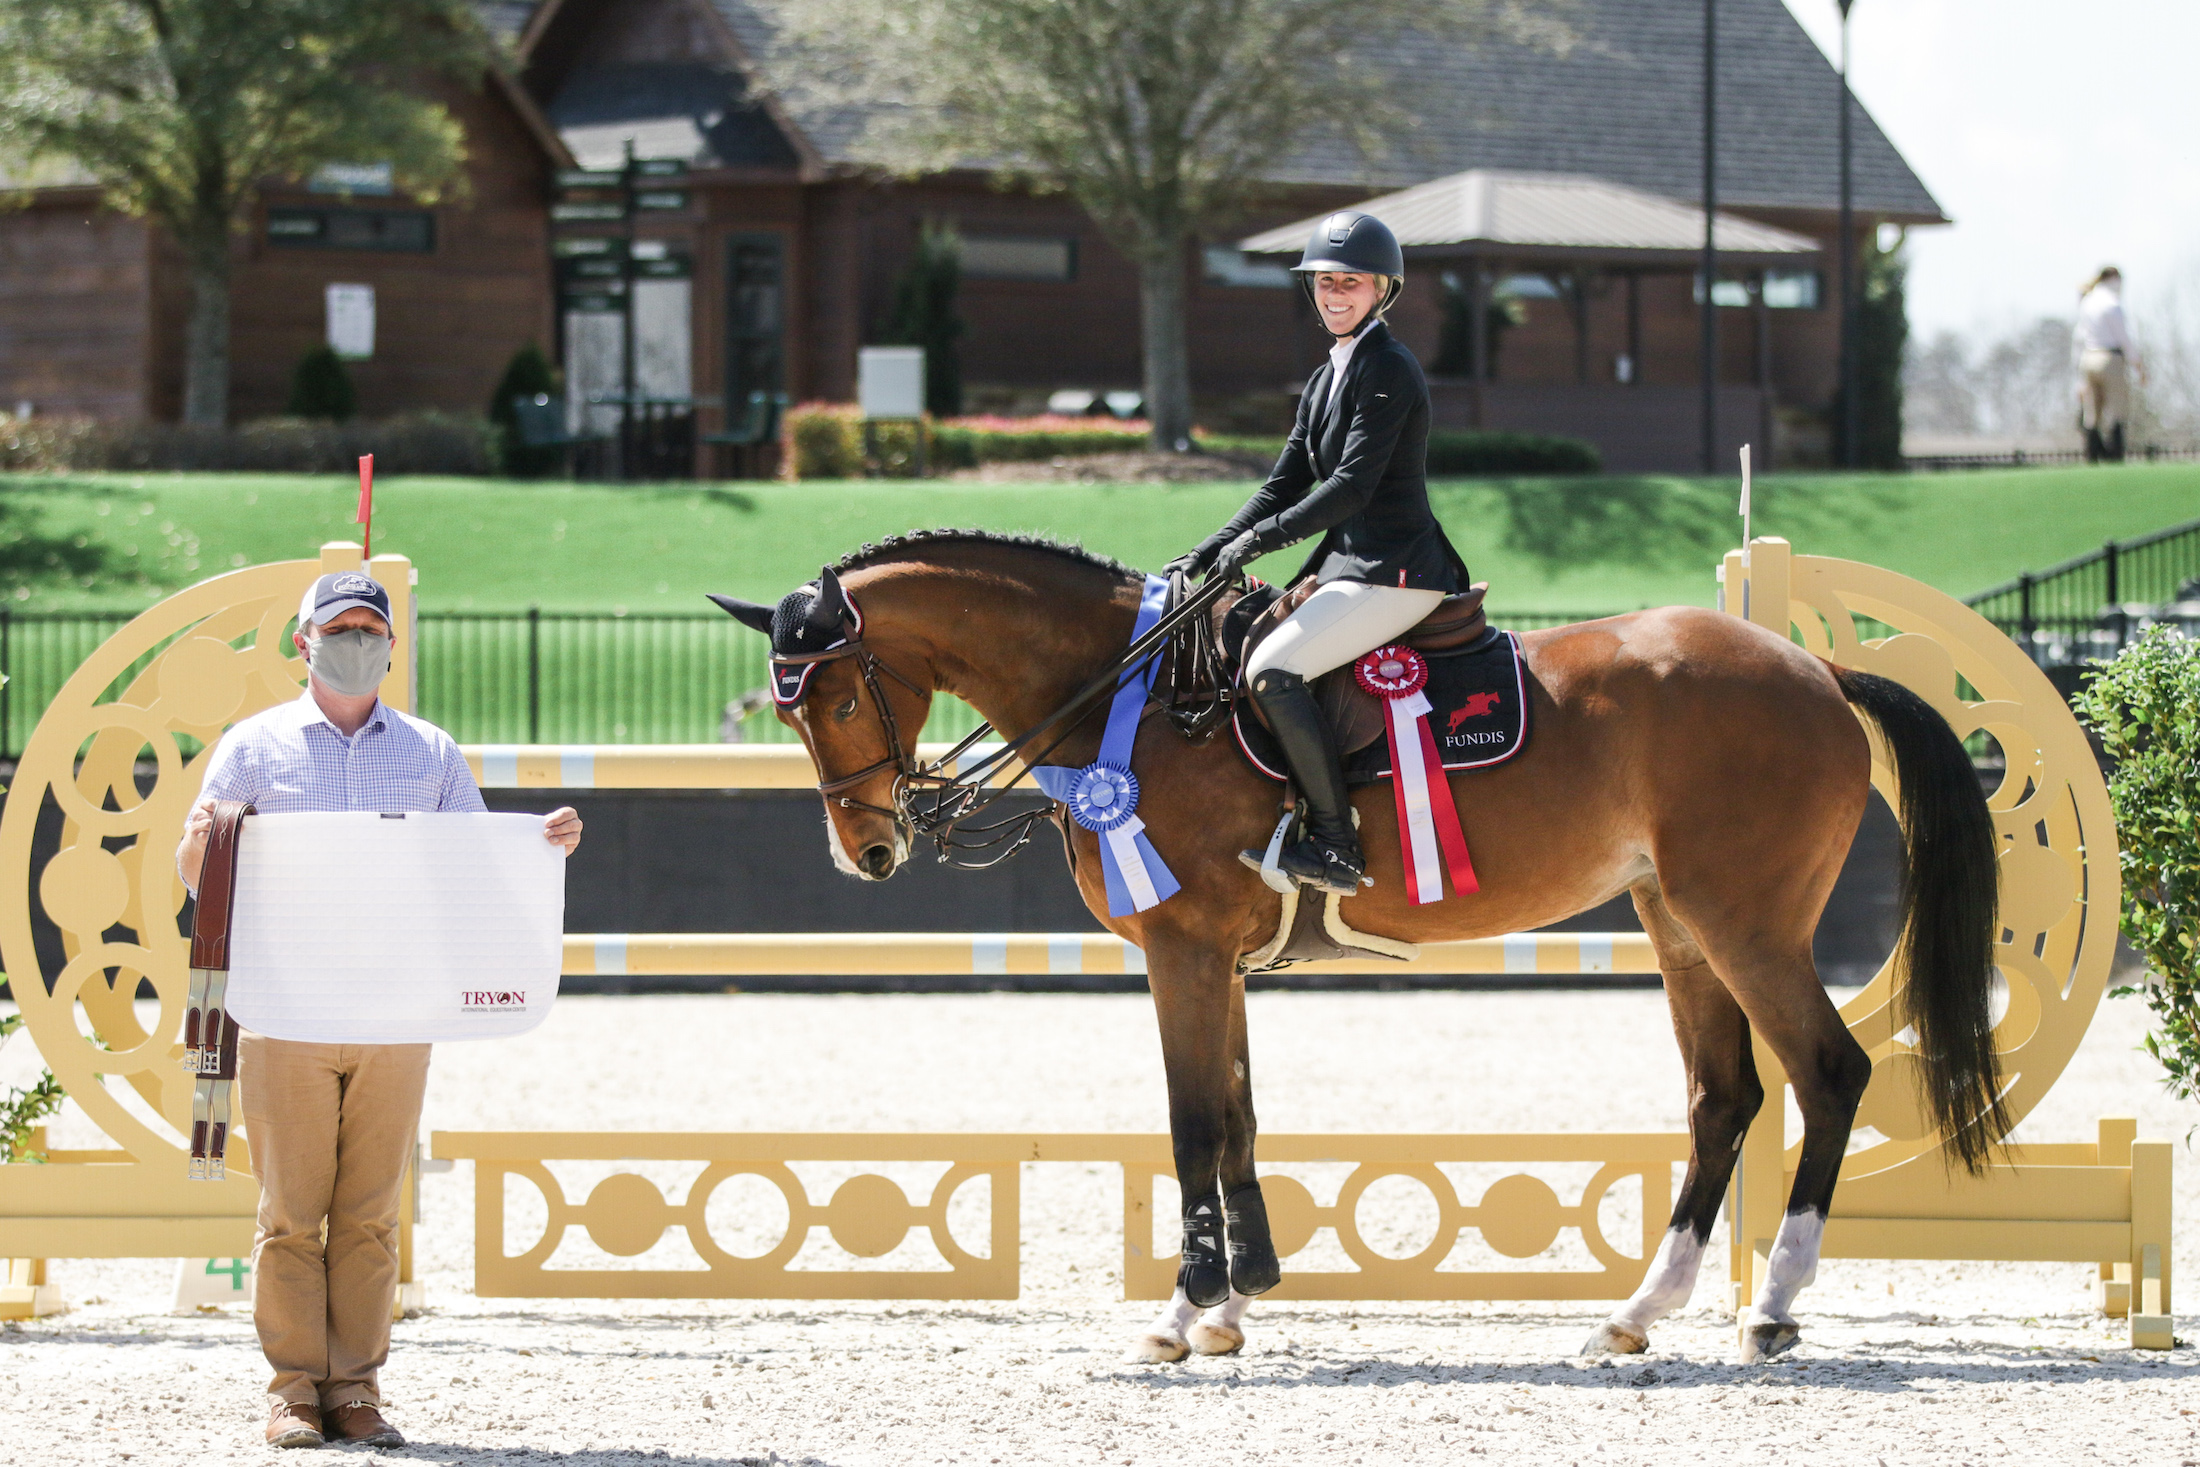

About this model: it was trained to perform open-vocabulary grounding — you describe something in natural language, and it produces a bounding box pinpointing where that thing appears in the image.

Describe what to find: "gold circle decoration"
[0,558,333,1165]
[581,1172,672,1256]
[1779,549,2117,1178]
[826,1172,916,1258]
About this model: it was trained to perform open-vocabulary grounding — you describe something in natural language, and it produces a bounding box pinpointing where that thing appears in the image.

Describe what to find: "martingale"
[184,799,253,1181]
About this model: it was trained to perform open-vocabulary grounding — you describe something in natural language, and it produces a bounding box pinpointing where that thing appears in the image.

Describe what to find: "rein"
[785,571,1237,868]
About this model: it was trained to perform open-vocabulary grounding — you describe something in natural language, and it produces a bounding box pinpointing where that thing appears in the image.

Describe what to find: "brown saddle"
[1231,577,1490,757]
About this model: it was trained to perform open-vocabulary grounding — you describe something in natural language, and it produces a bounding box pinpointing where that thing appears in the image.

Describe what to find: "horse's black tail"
[1834,667,2007,1173]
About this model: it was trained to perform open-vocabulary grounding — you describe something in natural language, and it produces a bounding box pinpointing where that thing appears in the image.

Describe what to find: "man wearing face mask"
[176,570,583,1450]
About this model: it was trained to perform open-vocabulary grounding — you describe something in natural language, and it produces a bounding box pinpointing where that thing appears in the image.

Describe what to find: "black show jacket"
[1193,320,1467,592]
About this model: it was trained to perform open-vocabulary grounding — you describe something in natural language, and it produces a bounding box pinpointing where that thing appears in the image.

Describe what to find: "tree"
[285,344,356,420]
[879,221,964,419]
[487,342,562,477]
[760,0,1562,451]
[0,0,494,425]
[1852,228,1908,469]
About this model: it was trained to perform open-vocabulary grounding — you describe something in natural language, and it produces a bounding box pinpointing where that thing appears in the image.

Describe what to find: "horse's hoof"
[1187,1321,1245,1356]
[1580,1322,1647,1357]
[1131,1331,1190,1364]
[1738,1319,1800,1364]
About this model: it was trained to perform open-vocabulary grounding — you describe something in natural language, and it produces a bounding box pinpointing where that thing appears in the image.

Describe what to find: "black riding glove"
[1212,529,1266,580]
[1161,550,1208,580]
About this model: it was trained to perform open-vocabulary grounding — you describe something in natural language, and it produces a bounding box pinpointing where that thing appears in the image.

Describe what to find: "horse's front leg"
[1186,972,1277,1356]
[1131,934,1264,1364]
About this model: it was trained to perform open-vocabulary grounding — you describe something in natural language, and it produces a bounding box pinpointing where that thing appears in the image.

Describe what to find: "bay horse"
[711,530,2003,1365]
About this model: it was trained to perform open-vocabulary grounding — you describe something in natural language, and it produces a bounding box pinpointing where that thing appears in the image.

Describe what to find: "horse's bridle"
[777,572,1237,868]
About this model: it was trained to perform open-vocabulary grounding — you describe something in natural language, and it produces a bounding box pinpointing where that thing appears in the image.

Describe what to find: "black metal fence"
[0,605,1611,758]
[1965,515,2200,668]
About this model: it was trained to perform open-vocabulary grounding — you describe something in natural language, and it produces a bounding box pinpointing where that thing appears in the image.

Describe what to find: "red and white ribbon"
[1355,646,1479,905]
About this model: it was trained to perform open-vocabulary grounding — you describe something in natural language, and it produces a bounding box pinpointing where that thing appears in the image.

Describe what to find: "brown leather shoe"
[327,1400,405,1448]
[266,1400,324,1448]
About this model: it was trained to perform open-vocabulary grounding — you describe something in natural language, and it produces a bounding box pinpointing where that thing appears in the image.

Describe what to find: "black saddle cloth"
[1231,629,1530,787]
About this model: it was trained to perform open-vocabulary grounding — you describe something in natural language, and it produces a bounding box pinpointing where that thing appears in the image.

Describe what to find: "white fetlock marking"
[1607,1227,1705,1336]
[1747,1209,1825,1327]
[1199,1286,1253,1333]
[1143,1285,1201,1346]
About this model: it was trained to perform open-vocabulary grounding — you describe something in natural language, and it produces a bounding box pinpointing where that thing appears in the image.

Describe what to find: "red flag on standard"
[356,454,374,558]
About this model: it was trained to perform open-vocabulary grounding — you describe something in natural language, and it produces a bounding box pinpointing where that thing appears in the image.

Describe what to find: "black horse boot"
[1238,669,1365,896]
[1178,1192,1230,1308]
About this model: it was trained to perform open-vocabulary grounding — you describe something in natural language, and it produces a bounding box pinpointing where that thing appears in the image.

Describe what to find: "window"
[1203,246,1291,288]
[267,207,434,253]
[1762,270,1822,309]
[1494,273,1561,300]
[962,235,1076,282]
[1692,274,1751,308]
[1694,271,1823,309]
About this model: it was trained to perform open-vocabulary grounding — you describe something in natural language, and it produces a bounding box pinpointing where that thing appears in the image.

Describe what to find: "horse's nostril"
[858,843,895,878]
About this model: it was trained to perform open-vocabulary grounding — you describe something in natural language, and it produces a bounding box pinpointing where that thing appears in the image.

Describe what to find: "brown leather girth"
[186,799,252,1181]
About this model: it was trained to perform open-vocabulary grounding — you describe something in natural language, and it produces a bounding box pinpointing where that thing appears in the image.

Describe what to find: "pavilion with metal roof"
[1239,170,1821,270]
[1240,170,1827,467]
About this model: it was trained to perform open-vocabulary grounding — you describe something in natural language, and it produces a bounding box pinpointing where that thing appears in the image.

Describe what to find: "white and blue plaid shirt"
[198,689,485,816]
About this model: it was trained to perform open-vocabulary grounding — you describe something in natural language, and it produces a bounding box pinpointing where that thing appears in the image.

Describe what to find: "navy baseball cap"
[298,571,393,631]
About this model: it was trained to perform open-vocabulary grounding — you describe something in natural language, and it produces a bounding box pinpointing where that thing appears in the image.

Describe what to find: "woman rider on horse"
[1165,211,1468,898]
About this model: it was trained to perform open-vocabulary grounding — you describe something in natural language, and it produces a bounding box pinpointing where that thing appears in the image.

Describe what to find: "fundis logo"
[461,991,529,1012]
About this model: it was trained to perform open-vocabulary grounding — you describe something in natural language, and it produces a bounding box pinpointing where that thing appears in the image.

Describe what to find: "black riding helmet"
[1293,211,1405,320]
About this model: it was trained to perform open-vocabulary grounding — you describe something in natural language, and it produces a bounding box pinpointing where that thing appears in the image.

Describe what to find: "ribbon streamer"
[1032,575,1181,917]
[1356,646,1478,905]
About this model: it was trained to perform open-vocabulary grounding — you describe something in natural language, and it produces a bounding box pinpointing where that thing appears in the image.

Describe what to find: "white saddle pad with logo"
[225,812,565,1044]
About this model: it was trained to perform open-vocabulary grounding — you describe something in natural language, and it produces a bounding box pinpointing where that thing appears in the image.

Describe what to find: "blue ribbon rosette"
[1031,574,1181,917]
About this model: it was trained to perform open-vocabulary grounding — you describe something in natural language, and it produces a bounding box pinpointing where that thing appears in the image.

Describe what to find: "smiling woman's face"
[1312,271,1382,337]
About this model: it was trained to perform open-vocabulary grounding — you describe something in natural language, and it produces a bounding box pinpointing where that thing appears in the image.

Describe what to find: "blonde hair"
[2083,266,2121,295]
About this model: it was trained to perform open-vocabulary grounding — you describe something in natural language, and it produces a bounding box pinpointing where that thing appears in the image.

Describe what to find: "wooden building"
[0,71,566,423]
[513,0,1943,469]
[0,0,1944,470]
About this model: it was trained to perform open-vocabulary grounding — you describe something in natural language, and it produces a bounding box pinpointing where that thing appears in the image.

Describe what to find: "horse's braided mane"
[829,528,1138,581]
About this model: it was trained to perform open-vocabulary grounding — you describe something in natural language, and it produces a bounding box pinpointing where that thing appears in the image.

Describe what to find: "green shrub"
[932,416,1149,470]
[2072,626,2200,1111]
[286,345,358,421]
[784,402,864,479]
[487,344,563,478]
[1425,430,1600,475]
[1197,429,1598,476]
[0,412,496,475]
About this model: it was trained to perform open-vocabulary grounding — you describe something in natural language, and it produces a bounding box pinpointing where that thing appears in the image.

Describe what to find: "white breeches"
[2079,349,2129,431]
[1244,581,1444,684]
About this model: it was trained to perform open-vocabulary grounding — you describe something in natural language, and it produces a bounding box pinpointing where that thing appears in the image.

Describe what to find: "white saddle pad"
[225,812,566,1044]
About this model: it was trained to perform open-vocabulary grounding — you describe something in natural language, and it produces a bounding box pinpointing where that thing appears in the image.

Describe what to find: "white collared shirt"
[1325,328,1369,410]
[196,688,486,816]
[2074,285,2136,357]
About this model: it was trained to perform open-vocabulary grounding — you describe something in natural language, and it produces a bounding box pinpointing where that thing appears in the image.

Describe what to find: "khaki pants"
[239,1035,430,1410]
[2079,348,2129,432]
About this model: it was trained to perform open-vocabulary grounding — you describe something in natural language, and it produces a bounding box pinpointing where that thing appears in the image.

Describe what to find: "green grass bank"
[2,462,2194,615]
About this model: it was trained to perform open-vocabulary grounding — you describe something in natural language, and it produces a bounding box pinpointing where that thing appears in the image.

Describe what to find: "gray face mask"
[305,628,393,697]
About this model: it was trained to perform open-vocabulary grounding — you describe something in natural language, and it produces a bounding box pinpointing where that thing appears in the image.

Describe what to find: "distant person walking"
[2074,266,2141,462]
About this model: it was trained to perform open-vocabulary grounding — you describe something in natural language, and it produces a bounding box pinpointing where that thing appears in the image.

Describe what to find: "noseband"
[775,572,1236,868]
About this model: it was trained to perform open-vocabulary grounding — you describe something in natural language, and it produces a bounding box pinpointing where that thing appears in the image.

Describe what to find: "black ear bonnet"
[764,569,861,705]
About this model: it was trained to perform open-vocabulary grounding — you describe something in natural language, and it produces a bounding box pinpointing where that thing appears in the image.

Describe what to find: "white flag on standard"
[225,812,565,1044]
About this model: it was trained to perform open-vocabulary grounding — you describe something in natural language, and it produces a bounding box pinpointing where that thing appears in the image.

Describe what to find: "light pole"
[1836,0,1857,468]
[1700,0,1718,474]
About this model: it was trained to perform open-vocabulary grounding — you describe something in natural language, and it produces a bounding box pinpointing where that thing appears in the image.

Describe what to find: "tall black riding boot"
[1238,669,1365,896]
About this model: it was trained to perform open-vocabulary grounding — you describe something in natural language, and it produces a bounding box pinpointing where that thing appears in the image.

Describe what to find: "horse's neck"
[886,561,1138,751]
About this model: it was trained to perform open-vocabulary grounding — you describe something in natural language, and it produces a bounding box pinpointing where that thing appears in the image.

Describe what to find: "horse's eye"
[834,696,859,722]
